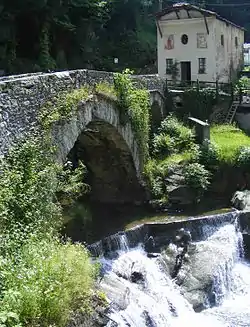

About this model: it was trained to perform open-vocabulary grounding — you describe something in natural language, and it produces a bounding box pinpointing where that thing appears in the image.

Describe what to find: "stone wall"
[0,69,165,157]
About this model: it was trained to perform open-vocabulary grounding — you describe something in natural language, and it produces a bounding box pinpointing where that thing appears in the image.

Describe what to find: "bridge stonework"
[0,69,165,203]
[0,69,165,158]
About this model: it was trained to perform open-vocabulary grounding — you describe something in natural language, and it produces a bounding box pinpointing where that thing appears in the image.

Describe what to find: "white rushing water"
[98,221,250,327]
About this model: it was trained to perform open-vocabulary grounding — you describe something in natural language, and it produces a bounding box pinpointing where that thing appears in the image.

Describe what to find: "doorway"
[181,61,191,82]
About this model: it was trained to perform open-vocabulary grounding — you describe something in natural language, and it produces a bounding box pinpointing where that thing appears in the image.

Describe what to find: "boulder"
[167,185,197,206]
[232,190,250,211]
[67,294,110,327]
[161,225,238,312]
[131,271,144,283]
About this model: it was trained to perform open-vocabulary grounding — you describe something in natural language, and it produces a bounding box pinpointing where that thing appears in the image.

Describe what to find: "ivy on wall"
[113,69,150,163]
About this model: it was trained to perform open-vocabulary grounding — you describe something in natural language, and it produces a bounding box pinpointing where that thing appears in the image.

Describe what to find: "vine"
[39,19,56,70]
[113,69,150,162]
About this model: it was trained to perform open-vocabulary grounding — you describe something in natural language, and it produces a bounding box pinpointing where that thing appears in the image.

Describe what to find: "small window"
[235,36,238,47]
[166,58,173,74]
[221,35,224,46]
[181,34,188,45]
[198,58,206,74]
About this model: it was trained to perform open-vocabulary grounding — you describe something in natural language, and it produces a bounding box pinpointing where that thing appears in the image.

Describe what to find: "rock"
[131,271,144,283]
[232,190,250,211]
[144,236,156,252]
[67,294,110,327]
[167,185,197,205]
[161,225,237,312]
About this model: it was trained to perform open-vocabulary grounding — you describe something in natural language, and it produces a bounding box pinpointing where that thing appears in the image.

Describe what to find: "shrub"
[180,88,216,121]
[152,134,175,157]
[198,140,220,168]
[144,159,168,199]
[0,138,96,327]
[235,146,250,168]
[153,114,195,157]
[0,237,97,327]
[184,163,210,191]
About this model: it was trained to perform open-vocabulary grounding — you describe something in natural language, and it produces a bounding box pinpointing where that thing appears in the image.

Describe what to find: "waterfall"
[94,213,250,327]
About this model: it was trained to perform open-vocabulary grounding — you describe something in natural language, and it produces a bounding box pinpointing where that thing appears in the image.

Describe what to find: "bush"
[0,138,96,327]
[0,237,97,327]
[198,140,220,168]
[152,134,175,157]
[144,159,168,199]
[235,146,250,168]
[152,114,195,157]
[184,163,210,191]
[180,88,216,121]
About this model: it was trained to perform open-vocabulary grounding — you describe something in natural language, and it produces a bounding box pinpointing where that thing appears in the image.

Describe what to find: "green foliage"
[235,146,250,169]
[0,237,96,327]
[38,20,56,71]
[95,82,116,99]
[180,88,217,121]
[0,0,158,75]
[183,163,210,192]
[0,138,96,327]
[58,161,91,207]
[0,138,61,242]
[114,69,150,161]
[234,76,250,93]
[144,159,168,199]
[152,114,195,157]
[198,140,220,168]
[211,124,250,164]
[152,134,175,157]
[39,87,90,129]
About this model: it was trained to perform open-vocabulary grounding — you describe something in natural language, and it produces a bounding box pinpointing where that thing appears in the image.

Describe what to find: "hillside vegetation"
[0,0,249,75]
[145,115,250,204]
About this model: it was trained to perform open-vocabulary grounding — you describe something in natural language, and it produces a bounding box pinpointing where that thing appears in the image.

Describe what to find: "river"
[89,213,250,326]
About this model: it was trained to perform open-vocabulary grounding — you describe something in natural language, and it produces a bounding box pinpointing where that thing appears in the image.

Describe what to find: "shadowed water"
[96,217,250,326]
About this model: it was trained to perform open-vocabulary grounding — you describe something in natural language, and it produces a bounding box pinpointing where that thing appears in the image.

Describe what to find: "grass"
[159,152,194,166]
[211,124,250,164]
[95,82,116,99]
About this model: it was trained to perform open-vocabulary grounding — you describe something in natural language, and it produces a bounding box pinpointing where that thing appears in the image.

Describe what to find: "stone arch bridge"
[0,69,165,204]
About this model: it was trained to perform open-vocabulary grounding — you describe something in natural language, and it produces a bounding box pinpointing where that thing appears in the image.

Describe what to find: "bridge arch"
[51,94,146,204]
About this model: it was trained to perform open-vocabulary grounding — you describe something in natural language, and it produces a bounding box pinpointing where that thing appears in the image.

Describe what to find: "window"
[166,58,173,74]
[235,36,238,47]
[181,34,188,45]
[221,35,224,46]
[198,58,206,74]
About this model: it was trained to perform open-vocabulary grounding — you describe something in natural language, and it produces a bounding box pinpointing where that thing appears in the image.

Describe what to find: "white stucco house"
[155,3,245,83]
